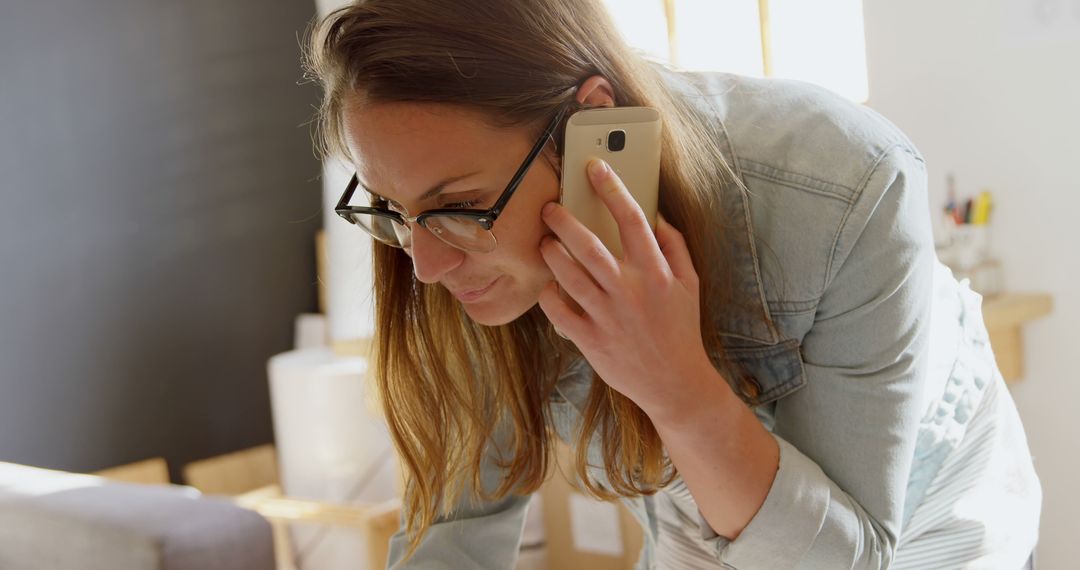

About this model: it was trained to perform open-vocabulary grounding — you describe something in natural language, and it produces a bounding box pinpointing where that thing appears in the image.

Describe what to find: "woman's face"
[342,99,560,326]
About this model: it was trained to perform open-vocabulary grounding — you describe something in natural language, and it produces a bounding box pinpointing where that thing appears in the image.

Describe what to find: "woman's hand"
[538,158,717,420]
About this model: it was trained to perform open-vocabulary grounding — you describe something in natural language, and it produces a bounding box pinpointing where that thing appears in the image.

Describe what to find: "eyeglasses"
[335,101,575,253]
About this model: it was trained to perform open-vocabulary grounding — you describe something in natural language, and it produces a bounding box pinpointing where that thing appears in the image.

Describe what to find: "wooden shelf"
[982,293,1053,383]
[232,484,399,570]
[234,484,399,530]
[331,336,373,358]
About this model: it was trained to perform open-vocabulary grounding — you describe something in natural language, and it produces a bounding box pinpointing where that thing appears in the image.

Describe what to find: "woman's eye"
[443,199,481,209]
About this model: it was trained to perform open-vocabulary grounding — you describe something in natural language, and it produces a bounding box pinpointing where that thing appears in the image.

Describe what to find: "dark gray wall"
[0,0,322,481]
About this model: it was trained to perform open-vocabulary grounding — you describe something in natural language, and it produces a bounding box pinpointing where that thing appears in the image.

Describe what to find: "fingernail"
[588,159,608,177]
[542,201,556,217]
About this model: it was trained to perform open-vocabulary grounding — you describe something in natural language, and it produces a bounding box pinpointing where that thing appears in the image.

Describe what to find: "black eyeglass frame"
[334,98,578,249]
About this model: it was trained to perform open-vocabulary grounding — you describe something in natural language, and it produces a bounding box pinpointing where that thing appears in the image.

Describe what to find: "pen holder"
[941,223,990,270]
[937,223,1002,298]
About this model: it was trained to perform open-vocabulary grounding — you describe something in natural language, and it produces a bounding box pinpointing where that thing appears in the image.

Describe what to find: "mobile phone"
[559,106,661,259]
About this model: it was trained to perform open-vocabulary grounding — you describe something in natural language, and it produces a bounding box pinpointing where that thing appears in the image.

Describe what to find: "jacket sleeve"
[704,147,935,568]
[384,437,531,569]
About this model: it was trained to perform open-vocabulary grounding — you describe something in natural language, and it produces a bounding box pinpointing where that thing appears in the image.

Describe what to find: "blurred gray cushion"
[0,462,274,570]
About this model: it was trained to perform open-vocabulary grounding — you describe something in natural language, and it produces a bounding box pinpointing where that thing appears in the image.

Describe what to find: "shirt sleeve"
[384,436,531,568]
[701,146,935,568]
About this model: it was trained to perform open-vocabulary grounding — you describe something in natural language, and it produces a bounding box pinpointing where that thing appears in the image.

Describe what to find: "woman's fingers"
[541,201,621,291]
[585,159,667,273]
[536,279,591,341]
[539,234,608,310]
[655,213,698,285]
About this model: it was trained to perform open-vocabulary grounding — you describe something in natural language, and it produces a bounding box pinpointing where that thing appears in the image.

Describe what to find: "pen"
[973,191,993,225]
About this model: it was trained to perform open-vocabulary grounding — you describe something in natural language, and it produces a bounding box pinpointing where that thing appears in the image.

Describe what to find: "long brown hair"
[304,0,750,558]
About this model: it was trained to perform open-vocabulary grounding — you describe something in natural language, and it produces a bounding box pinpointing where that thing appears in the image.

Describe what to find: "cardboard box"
[539,440,643,569]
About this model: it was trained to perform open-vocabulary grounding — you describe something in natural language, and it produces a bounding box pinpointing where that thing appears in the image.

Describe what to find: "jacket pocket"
[715,339,808,407]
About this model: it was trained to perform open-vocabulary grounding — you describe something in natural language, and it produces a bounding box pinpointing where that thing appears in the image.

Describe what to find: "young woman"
[307,1,1041,567]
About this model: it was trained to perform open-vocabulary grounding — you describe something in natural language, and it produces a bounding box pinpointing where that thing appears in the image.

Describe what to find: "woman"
[306,0,1041,567]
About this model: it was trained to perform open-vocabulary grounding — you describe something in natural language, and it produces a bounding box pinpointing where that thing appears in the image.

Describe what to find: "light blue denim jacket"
[386,69,994,569]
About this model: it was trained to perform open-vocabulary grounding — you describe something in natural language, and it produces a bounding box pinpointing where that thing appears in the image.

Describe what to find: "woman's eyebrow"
[359,171,483,202]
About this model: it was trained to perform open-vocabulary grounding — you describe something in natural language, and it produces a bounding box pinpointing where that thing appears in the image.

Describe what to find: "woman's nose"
[408,223,464,284]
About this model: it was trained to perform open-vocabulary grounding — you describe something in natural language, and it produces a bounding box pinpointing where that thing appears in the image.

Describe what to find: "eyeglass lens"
[347,212,497,253]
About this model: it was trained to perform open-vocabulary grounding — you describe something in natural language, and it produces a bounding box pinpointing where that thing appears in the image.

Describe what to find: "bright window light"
[674,0,764,77]
[601,0,671,63]
[599,0,869,102]
[769,0,869,102]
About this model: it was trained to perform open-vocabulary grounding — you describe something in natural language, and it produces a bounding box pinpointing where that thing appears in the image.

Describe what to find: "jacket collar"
[661,68,779,346]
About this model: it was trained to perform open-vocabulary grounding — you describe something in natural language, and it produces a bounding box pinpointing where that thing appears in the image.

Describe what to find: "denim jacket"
[385,69,1039,569]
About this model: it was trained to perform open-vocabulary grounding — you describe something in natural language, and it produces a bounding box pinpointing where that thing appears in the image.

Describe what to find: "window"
[601,0,869,102]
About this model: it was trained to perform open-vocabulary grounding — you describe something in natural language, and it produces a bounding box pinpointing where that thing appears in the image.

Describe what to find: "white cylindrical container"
[294,313,329,350]
[268,348,398,570]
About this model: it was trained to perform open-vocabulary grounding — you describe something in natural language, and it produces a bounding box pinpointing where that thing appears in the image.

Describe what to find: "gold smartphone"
[559,106,662,259]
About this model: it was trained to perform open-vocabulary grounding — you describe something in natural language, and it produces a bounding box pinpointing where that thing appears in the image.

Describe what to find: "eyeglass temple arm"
[336,174,360,214]
[488,104,573,217]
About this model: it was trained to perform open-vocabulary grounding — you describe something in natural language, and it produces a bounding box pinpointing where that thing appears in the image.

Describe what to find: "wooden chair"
[181,444,400,570]
[94,457,171,485]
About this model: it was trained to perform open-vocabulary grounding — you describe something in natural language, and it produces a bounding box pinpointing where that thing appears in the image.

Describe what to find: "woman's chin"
[460,297,528,327]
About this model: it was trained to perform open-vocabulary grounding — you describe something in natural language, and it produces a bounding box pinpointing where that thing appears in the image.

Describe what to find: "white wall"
[862,1,1080,565]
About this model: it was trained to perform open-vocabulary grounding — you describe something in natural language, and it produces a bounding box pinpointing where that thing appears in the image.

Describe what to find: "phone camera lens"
[607,130,626,152]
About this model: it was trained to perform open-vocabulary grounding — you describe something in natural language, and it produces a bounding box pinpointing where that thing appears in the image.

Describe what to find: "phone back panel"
[560,107,661,258]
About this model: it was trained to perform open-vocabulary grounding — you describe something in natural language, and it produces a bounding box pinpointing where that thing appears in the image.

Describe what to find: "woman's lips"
[451,277,501,303]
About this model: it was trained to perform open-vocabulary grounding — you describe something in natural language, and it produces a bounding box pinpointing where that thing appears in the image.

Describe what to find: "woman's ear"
[576,75,616,108]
